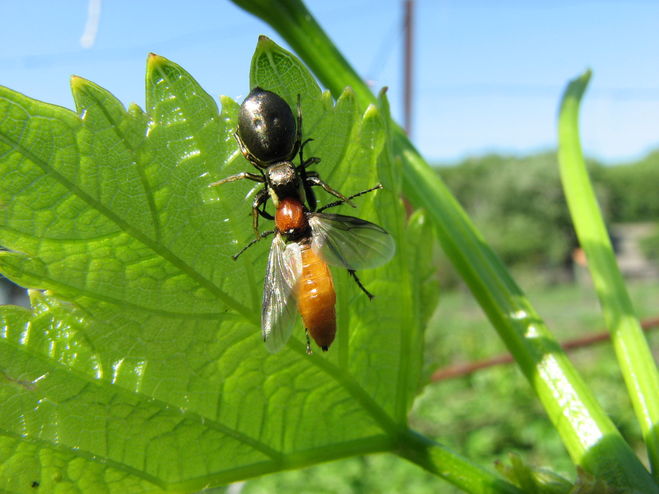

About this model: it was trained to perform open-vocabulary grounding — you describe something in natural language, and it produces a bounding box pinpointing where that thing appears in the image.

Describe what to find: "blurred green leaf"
[558,70,659,477]
[0,46,434,492]
[496,454,572,494]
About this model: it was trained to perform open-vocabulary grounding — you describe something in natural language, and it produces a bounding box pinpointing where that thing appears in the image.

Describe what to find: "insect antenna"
[232,229,275,260]
[317,184,383,213]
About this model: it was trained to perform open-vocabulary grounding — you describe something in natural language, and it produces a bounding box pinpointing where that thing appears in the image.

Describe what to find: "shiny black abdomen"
[237,87,297,165]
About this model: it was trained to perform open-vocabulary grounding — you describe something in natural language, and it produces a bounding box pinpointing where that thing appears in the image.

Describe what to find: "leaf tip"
[338,86,355,101]
[364,103,380,120]
[335,87,356,111]
[257,34,274,45]
[253,34,276,57]
[219,94,240,110]
[253,35,279,59]
[571,68,592,88]
[69,76,111,113]
[560,68,593,113]
[70,75,90,93]
[147,52,167,71]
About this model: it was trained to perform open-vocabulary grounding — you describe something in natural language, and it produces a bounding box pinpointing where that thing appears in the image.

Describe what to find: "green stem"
[558,70,659,478]
[396,429,523,494]
[231,0,377,107]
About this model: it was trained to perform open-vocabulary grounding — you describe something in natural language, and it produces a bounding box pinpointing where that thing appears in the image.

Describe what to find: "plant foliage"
[0,41,437,492]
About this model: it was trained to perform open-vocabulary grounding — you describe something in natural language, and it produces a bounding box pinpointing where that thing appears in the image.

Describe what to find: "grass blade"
[558,70,659,477]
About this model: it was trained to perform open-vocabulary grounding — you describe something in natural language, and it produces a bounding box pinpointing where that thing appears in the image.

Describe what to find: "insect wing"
[261,235,302,352]
[309,213,395,270]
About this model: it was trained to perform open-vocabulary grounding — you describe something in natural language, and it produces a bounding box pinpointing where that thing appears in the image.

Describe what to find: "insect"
[211,87,395,353]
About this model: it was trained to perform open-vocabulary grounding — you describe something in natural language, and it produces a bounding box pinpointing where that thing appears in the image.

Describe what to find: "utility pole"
[403,0,415,137]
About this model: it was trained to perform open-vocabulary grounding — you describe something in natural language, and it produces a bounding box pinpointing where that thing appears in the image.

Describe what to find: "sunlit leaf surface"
[0,40,436,492]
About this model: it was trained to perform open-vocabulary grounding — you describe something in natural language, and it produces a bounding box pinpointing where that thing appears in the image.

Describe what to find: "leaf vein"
[289,341,400,436]
[80,88,163,243]
[0,131,255,323]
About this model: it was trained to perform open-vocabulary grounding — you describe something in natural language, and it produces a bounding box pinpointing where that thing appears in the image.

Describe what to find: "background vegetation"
[436,149,659,283]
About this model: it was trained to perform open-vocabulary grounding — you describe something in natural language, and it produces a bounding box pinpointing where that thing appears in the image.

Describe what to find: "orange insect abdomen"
[275,197,307,233]
[296,244,336,351]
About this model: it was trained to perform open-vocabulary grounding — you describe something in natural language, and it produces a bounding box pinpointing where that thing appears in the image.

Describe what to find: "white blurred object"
[226,482,246,494]
[80,0,102,49]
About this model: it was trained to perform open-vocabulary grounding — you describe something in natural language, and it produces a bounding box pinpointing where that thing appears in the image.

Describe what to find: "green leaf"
[557,70,659,477]
[496,453,573,494]
[0,48,437,492]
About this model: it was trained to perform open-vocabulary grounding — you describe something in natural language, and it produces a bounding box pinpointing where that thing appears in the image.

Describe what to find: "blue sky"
[2,0,658,164]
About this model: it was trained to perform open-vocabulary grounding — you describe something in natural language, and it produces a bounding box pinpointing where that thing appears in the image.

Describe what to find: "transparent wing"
[309,213,395,270]
[261,235,302,353]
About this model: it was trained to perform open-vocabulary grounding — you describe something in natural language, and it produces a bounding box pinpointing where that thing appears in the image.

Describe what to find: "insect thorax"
[266,161,306,206]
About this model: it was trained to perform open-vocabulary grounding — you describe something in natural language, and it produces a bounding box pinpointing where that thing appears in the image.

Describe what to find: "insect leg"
[233,131,266,172]
[209,171,264,188]
[293,94,304,157]
[348,270,375,300]
[303,181,318,212]
[305,329,313,355]
[306,175,356,208]
[252,188,273,237]
[317,184,383,212]
[232,229,276,260]
[299,138,321,169]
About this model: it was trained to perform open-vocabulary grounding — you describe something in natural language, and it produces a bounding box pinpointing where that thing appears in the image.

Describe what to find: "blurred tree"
[432,147,659,285]
[603,150,659,222]
[639,224,659,262]
[437,152,612,280]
